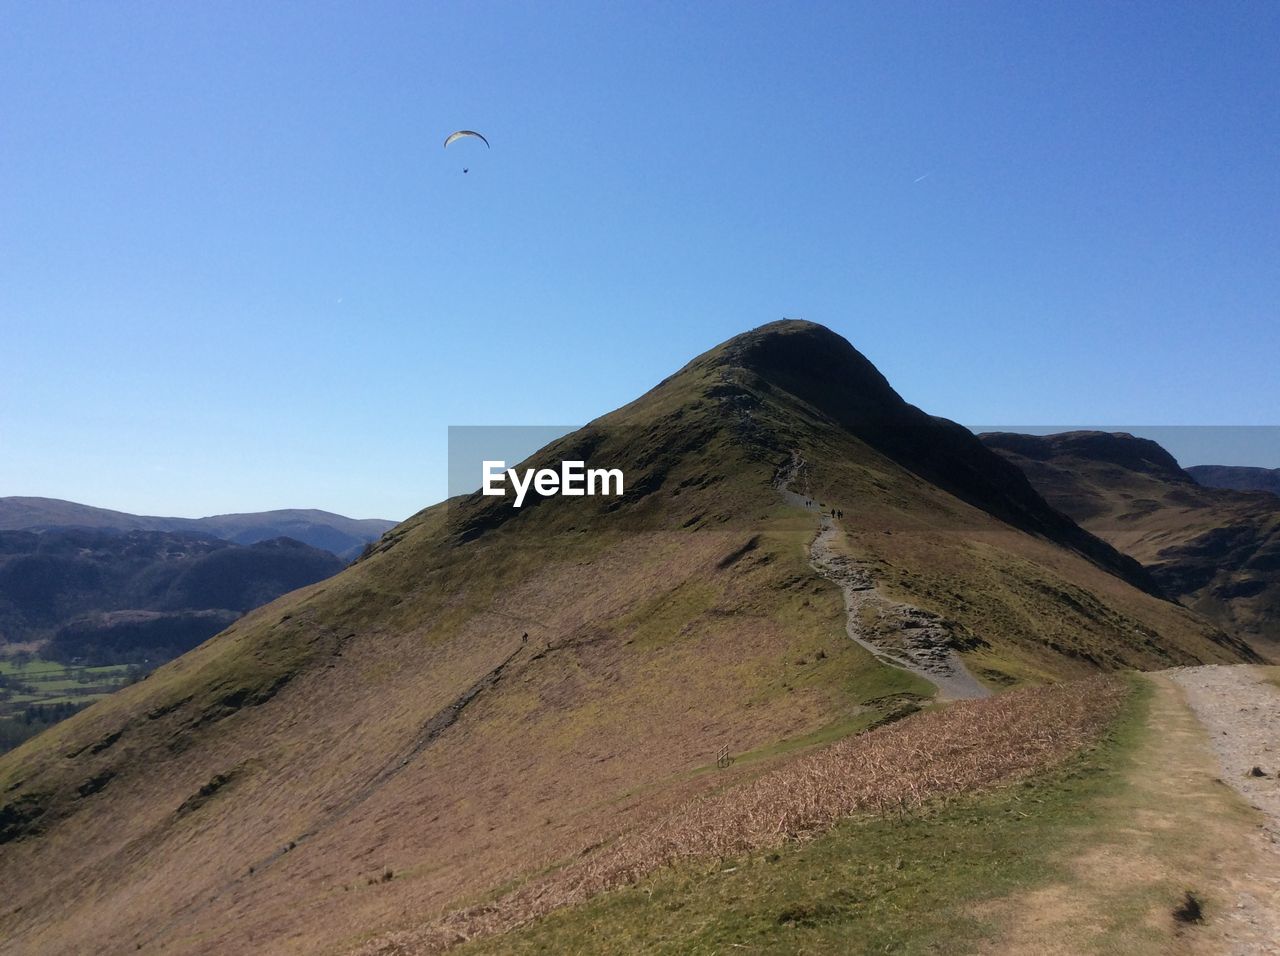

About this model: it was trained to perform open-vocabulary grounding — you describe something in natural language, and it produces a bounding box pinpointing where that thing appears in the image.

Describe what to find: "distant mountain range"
[1187,464,1280,497]
[0,498,396,562]
[982,431,1280,653]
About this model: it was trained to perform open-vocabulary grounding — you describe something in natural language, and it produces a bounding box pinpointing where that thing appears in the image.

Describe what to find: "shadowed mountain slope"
[0,321,1253,955]
[704,324,1161,595]
[982,430,1280,653]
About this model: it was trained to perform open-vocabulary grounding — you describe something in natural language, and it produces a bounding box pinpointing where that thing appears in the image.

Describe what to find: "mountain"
[0,321,1253,955]
[982,430,1280,653]
[1187,464,1280,497]
[0,500,396,562]
[0,528,346,661]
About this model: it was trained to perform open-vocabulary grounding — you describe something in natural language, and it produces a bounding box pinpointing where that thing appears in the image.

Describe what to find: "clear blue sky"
[3,2,1277,520]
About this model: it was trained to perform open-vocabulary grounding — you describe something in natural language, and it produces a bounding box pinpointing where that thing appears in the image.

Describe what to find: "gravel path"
[1167,665,1280,954]
[776,452,990,701]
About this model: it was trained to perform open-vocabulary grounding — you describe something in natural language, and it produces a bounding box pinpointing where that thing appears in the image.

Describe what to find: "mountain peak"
[647,322,1161,596]
[695,320,905,424]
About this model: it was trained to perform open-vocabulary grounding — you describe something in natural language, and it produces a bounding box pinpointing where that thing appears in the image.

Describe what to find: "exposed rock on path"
[777,453,990,700]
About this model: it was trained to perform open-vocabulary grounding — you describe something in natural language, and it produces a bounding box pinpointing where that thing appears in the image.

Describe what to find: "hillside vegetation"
[365,677,1128,953]
[456,671,1275,956]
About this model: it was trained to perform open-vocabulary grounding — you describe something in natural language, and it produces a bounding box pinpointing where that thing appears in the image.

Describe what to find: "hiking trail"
[776,451,989,700]
[1168,664,1280,953]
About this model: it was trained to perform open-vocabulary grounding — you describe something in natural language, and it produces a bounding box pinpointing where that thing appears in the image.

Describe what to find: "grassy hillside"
[983,431,1280,654]
[365,676,1129,953]
[453,679,1141,956]
[0,322,1253,955]
[454,671,1269,956]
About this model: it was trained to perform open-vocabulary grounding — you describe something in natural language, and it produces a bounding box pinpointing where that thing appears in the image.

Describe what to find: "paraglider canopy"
[443,130,490,149]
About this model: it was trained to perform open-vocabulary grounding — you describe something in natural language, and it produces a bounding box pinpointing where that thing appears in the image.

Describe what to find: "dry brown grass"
[361,676,1128,954]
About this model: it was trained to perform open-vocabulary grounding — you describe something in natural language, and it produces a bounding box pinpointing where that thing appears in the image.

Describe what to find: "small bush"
[1173,890,1204,923]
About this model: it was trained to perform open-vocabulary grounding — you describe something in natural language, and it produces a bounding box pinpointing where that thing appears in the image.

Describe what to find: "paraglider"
[443,130,490,149]
[444,130,489,174]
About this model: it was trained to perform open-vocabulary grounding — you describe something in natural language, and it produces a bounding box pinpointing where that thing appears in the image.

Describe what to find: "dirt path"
[1167,665,1280,953]
[776,452,989,701]
[980,668,1280,955]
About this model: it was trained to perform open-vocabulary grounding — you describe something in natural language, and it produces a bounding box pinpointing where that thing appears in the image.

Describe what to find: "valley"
[0,657,136,752]
[0,511,392,753]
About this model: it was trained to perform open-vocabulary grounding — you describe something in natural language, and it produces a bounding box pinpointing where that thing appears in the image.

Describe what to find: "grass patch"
[714,708,904,771]
[675,704,912,786]
[459,678,1148,955]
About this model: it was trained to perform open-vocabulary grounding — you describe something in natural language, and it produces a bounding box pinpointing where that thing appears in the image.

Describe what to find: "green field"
[0,656,139,753]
